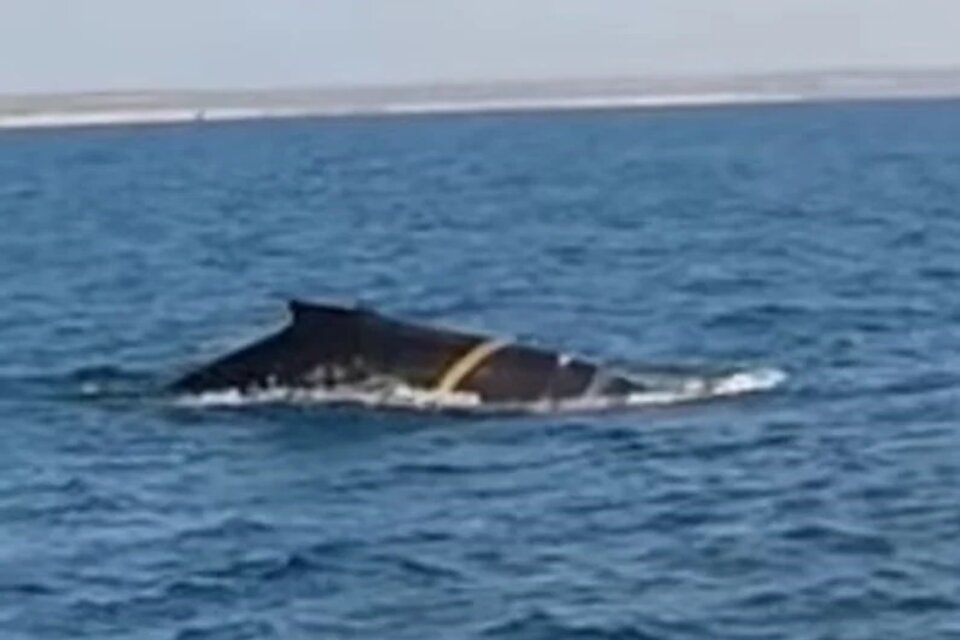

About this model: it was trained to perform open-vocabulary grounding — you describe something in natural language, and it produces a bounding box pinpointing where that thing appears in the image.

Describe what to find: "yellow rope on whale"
[434,339,509,394]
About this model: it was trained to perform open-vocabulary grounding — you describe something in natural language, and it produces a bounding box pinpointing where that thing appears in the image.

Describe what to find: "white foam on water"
[624,367,787,407]
[710,367,788,396]
[172,367,786,414]
[172,376,483,410]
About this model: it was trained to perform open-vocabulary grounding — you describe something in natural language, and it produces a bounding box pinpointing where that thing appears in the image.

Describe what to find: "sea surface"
[1,101,959,639]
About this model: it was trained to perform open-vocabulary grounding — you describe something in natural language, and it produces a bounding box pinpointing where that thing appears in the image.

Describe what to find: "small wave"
[171,367,786,414]
[0,366,162,402]
[69,366,159,399]
[372,552,465,583]
[174,620,278,640]
[173,516,275,544]
[0,581,58,596]
[778,520,896,557]
[483,608,658,640]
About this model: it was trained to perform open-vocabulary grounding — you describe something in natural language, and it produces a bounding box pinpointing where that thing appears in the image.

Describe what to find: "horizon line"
[5,64,960,99]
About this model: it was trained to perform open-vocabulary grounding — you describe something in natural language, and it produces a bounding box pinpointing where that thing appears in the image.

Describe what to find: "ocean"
[1,100,958,639]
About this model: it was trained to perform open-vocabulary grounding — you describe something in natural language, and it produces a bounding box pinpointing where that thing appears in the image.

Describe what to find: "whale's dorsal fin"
[288,299,364,323]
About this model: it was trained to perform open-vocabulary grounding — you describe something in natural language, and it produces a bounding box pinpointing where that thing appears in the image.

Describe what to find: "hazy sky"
[2,0,960,93]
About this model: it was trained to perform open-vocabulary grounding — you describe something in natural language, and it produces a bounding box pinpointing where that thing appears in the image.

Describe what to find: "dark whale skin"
[170,300,643,403]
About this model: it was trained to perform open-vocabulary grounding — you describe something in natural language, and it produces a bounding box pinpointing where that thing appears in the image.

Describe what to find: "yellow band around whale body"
[434,339,509,394]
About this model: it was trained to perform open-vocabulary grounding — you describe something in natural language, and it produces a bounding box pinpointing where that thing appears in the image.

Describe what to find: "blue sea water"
[1,101,959,639]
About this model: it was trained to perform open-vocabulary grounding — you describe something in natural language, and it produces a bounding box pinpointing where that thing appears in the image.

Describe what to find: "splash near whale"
[170,300,784,412]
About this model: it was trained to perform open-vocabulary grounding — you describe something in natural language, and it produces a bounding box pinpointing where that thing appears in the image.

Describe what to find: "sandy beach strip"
[2,70,960,131]
[0,93,807,131]
[0,107,312,130]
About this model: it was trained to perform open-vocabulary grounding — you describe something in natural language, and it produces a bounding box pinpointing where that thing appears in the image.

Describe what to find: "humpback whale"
[170,300,651,407]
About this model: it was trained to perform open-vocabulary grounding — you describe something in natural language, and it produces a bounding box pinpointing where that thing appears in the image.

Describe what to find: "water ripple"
[4,103,960,639]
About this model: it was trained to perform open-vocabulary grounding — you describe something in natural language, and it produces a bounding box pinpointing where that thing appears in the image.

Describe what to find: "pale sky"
[2,0,959,93]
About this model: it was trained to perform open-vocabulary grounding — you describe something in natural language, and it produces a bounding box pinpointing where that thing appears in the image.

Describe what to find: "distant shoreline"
[0,93,808,131]
[3,69,960,131]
